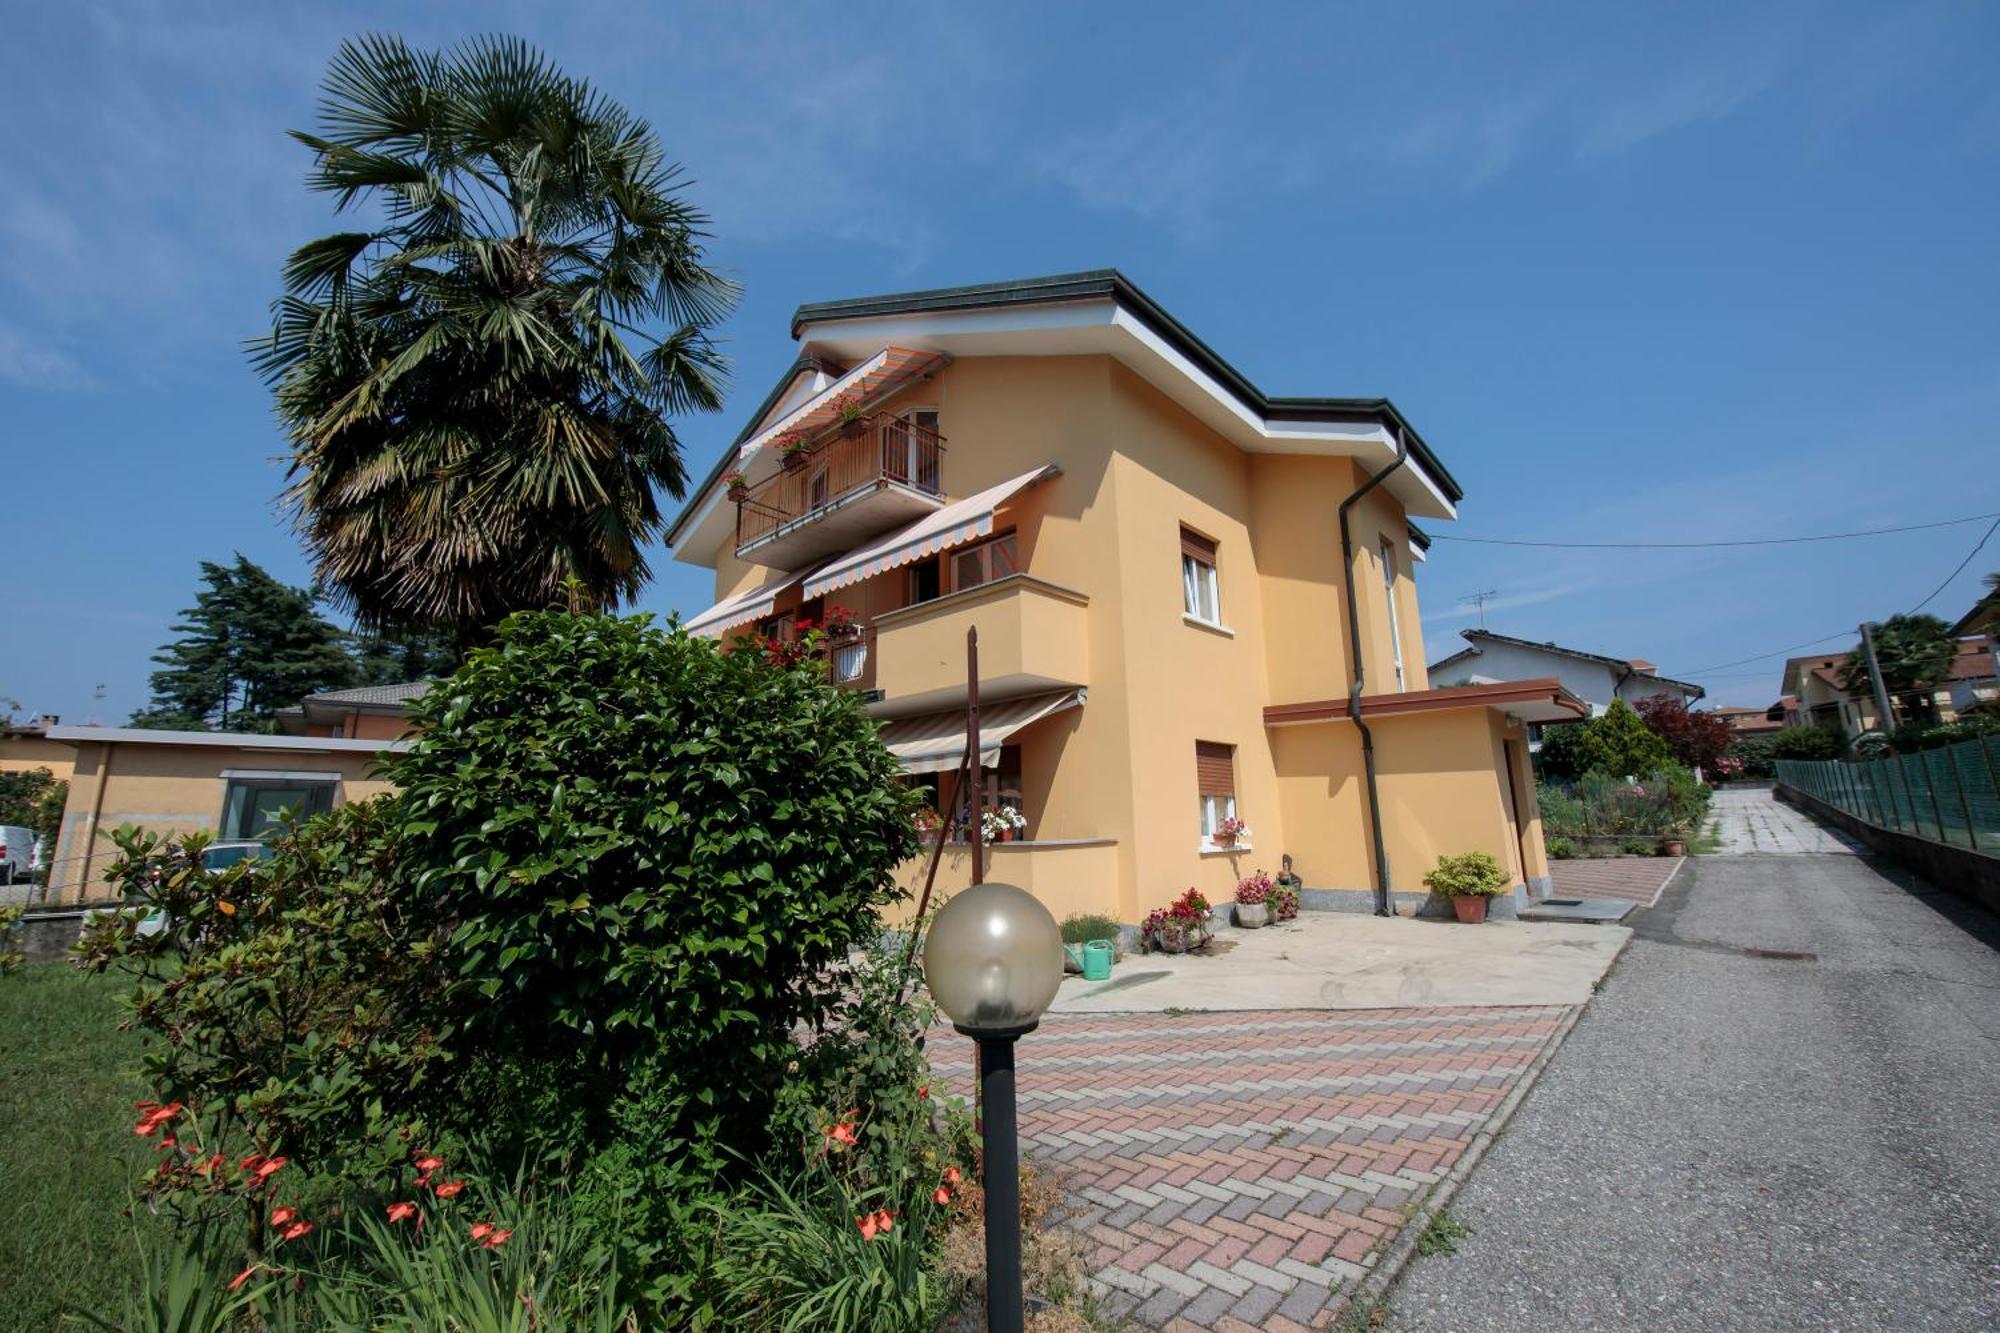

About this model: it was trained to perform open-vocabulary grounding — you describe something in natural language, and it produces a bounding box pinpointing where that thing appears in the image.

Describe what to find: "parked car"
[0,825,34,886]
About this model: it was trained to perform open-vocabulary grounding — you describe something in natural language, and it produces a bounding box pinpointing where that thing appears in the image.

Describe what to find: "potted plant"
[1660,834,1688,857]
[1271,857,1303,920]
[832,393,868,438]
[777,431,812,473]
[1212,814,1250,848]
[913,806,943,840]
[1234,870,1272,928]
[1140,888,1213,954]
[980,805,1027,844]
[1423,850,1509,924]
[723,470,749,502]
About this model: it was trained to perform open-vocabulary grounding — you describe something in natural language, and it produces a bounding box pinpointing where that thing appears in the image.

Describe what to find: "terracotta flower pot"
[1451,895,1489,924]
[1662,839,1687,857]
[1212,832,1237,848]
[781,451,809,473]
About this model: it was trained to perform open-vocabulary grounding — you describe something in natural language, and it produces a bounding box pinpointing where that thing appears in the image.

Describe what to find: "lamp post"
[922,880,1062,1333]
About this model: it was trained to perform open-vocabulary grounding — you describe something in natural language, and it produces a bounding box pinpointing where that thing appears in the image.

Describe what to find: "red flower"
[942,1167,962,1187]
[933,1187,952,1205]
[470,1222,493,1241]
[480,1228,512,1250]
[873,1209,894,1234]
[433,1179,465,1199]
[228,1264,262,1292]
[197,1154,224,1177]
[280,1220,314,1243]
[413,1154,445,1172]
[386,1202,417,1224]
[239,1153,264,1173]
[131,1101,182,1137]
[823,1119,859,1150]
[917,1086,929,1100]
[269,1206,296,1228]
[856,1213,881,1240]
[254,1157,288,1182]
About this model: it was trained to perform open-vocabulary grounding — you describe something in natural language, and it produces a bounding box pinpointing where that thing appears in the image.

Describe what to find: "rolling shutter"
[1195,741,1235,797]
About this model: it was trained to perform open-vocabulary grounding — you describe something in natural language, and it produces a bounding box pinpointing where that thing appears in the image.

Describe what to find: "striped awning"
[682,565,812,638]
[736,346,949,465]
[876,689,1085,775]
[803,465,1060,600]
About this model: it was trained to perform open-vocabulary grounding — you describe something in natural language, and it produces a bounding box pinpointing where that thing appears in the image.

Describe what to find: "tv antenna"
[1461,589,1500,629]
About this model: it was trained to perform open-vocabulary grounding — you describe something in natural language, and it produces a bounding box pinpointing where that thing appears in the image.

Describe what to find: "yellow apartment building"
[669,271,1584,925]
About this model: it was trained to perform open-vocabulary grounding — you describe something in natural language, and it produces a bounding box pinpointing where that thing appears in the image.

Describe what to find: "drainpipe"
[1338,432,1409,916]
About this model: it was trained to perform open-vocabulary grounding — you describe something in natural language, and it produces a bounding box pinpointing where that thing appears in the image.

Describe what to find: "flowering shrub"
[1140,888,1213,953]
[1234,870,1272,906]
[1271,868,1303,921]
[1538,765,1711,838]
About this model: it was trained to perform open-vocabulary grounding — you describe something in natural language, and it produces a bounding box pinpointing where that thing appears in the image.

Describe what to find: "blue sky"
[4,1,1996,721]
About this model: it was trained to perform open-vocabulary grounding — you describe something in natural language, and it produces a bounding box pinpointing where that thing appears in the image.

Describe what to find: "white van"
[0,825,33,886]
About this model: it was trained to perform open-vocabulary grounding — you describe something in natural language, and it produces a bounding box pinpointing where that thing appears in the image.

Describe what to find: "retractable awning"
[737,346,949,463]
[803,465,1060,600]
[876,688,1084,774]
[682,565,811,638]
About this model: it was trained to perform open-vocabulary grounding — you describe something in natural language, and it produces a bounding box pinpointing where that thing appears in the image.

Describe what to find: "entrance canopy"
[876,688,1083,774]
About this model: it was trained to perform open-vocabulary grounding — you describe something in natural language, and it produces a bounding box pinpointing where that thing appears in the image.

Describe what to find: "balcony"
[860,574,1090,716]
[734,413,946,568]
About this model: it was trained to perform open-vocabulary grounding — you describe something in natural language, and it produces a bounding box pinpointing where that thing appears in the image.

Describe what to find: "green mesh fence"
[1777,735,2000,855]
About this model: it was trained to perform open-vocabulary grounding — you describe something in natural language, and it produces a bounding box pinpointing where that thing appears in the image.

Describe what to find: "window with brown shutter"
[1195,741,1237,840]
[1181,528,1218,563]
[1181,526,1221,624]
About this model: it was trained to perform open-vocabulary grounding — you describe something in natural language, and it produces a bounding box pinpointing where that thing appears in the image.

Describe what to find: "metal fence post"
[1915,753,1948,842]
[1865,756,1888,828]
[1891,753,1917,833]
[1943,743,1981,850]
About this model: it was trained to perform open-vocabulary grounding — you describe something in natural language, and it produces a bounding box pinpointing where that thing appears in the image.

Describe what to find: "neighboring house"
[1711,703,1785,737]
[1781,636,1996,738]
[1781,654,1878,737]
[667,270,1586,923]
[1,715,76,784]
[41,725,403,904]
[275,682,429,739]
[1426,630,1705,719]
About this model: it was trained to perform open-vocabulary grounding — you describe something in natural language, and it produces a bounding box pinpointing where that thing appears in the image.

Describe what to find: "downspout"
[1338,432,1410,916]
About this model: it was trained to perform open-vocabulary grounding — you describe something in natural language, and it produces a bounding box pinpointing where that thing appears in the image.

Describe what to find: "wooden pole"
[966,627,984,886]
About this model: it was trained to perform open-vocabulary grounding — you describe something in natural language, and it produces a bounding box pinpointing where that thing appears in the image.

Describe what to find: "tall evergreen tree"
[133,557,359,732]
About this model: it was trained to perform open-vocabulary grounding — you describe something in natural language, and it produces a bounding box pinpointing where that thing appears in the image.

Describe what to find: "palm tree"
[253,34,737,648]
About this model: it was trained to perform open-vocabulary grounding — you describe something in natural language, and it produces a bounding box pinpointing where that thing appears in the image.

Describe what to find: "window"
[913,744,1025,840]
[886,408,942,492]
[908,557,942,605]
[807,464,830,510]
[1195,741,1236,841]
[951,531,1019,593]
[1380,537,1406,691]
[1181,527,1221,625]
[221,776,335,842]
[831,637,867,684]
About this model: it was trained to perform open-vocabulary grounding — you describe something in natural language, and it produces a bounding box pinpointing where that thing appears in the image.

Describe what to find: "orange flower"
[412,1154,445,1172]
[933,1187,951,1205]
[856,1213,880,1240]
[269,1206,296,1228]
[228,1264,262,1292]
[132,1101,182,1137]
[918,1086,929,1099]
[255,1157,288,1182]
[469,1222,493,1241]
[874,1209,894,1234]
[239,1153,265,1173]
[433,1179,465,1199]
[280,1220,314,1243]
[481,1228,512,1249]
[217,901,237,916]
[823,1119,859,1149]
[386,1202,417,1224]
[942,1167,961,1187]
[198,1154,224,1177]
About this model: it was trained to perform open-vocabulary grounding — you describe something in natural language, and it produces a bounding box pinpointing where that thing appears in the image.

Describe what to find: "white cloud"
[0,321,88,389]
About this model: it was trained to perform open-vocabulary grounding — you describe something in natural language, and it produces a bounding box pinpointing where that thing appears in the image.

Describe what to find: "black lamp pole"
[961,1020,1035,1333]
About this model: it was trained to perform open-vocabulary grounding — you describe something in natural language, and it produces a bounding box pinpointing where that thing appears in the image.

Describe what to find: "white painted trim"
[218,769,342,783]
[1182,614,1236,638]
[47,726,403,754]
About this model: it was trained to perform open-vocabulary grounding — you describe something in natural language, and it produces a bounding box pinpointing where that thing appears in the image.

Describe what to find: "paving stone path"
[1547,856,1683,906]
[1710,785,1861,854]
[933,1004,1568,1330]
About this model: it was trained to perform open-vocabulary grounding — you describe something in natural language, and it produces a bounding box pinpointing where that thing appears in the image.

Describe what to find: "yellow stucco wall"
[1,735,76,784]
[700,350,1542,924]
[47,741,397,905]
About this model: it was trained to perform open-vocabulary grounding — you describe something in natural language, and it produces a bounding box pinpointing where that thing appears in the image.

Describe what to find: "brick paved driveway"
[934,1004,1569,1330]
[1547,856,1683,906]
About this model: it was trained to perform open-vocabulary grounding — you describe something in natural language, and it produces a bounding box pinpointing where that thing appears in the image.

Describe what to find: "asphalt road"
[1389,820,2000,1330]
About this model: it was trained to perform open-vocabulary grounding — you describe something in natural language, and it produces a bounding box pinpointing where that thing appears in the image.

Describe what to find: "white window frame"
[951,530,1019,593]
[831,637,868,684]
[1380,536,1406,691]
[1181,537,1221,627]
[1198,792,1237,840]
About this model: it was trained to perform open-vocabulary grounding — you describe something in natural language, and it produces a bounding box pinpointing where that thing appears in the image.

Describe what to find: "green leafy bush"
[1536,700,1674,782]
[1768,725,1843,761]
[1545,836,1575,860]
[1059,913,1121,944]
[1538,766,1711,839]
[1422,851,1509,898]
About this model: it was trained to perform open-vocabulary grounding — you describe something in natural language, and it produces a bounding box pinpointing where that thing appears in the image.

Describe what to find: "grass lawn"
[0,963,161,1328]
